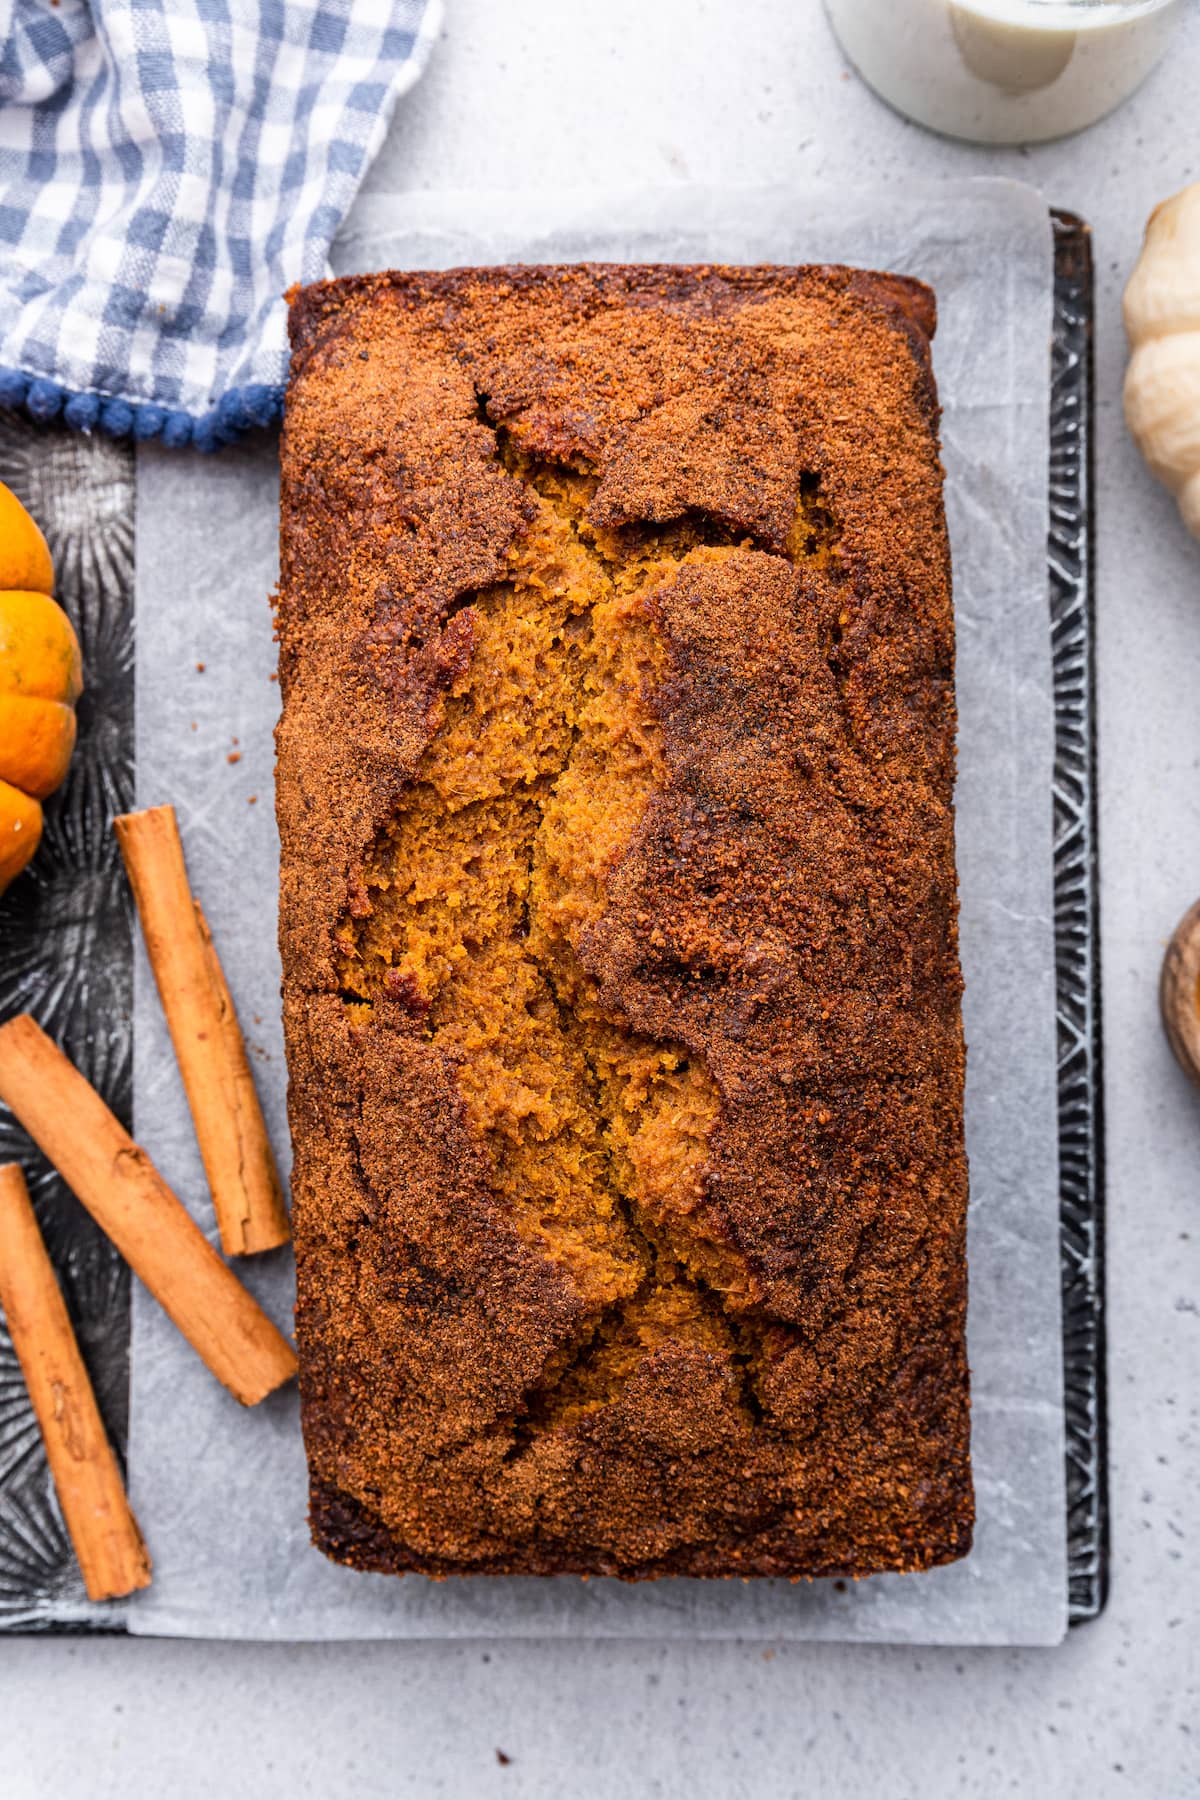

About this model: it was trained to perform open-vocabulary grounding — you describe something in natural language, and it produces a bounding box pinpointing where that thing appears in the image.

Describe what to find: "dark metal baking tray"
[0,210,1107,1632]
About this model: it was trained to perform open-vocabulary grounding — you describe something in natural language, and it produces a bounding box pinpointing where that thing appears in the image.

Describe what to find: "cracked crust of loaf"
[277,262,973,1580]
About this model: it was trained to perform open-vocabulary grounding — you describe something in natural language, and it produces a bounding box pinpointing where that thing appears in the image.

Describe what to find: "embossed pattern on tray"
[0,421,135,1631]
[1049,212,1108,1625]
[0,216,1108,1631]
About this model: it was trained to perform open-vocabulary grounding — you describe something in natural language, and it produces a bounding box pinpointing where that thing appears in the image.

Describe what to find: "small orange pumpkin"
[0,482,83,896]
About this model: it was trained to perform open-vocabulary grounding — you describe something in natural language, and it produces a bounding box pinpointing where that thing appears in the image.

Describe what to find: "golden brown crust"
[277,262,972,1581]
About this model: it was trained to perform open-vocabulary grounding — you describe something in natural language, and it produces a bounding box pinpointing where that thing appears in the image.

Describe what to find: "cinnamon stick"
[0,1016,296,1405]
[0,1162,151,1601]
[114,804,290,1256]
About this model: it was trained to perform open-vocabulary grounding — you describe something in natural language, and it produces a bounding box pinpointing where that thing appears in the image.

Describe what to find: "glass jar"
[824,0,1187,145]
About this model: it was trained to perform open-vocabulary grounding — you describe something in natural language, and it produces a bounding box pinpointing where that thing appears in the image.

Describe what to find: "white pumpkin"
[1124,183,1200,539]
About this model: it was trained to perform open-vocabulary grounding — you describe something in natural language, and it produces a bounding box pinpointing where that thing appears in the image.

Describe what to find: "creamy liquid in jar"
[824,0,1185,143]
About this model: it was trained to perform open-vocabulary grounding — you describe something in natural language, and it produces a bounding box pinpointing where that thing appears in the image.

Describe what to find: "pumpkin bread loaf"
[276,263,972,1580]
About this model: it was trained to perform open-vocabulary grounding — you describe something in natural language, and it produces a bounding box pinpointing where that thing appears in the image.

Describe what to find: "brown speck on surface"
[270,671,279,682]
[247,795,258,805]
[196,661,206,672]
[227,751,241,764]
[278,261,969,1583]
[495,1751,512,1768]
[190,721,197,732]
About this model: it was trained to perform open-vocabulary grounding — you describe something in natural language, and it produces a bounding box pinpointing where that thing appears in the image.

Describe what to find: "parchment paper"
[128,178,1066,1644]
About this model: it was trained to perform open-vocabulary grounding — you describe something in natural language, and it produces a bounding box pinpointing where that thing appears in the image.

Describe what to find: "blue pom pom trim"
[0,365,285,449]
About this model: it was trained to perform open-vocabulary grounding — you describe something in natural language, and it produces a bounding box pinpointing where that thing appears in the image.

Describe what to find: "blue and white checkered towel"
[0,0,440,448]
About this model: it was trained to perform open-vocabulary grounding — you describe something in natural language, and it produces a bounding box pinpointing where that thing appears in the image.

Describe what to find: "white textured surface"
[3,0,1199,1791]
